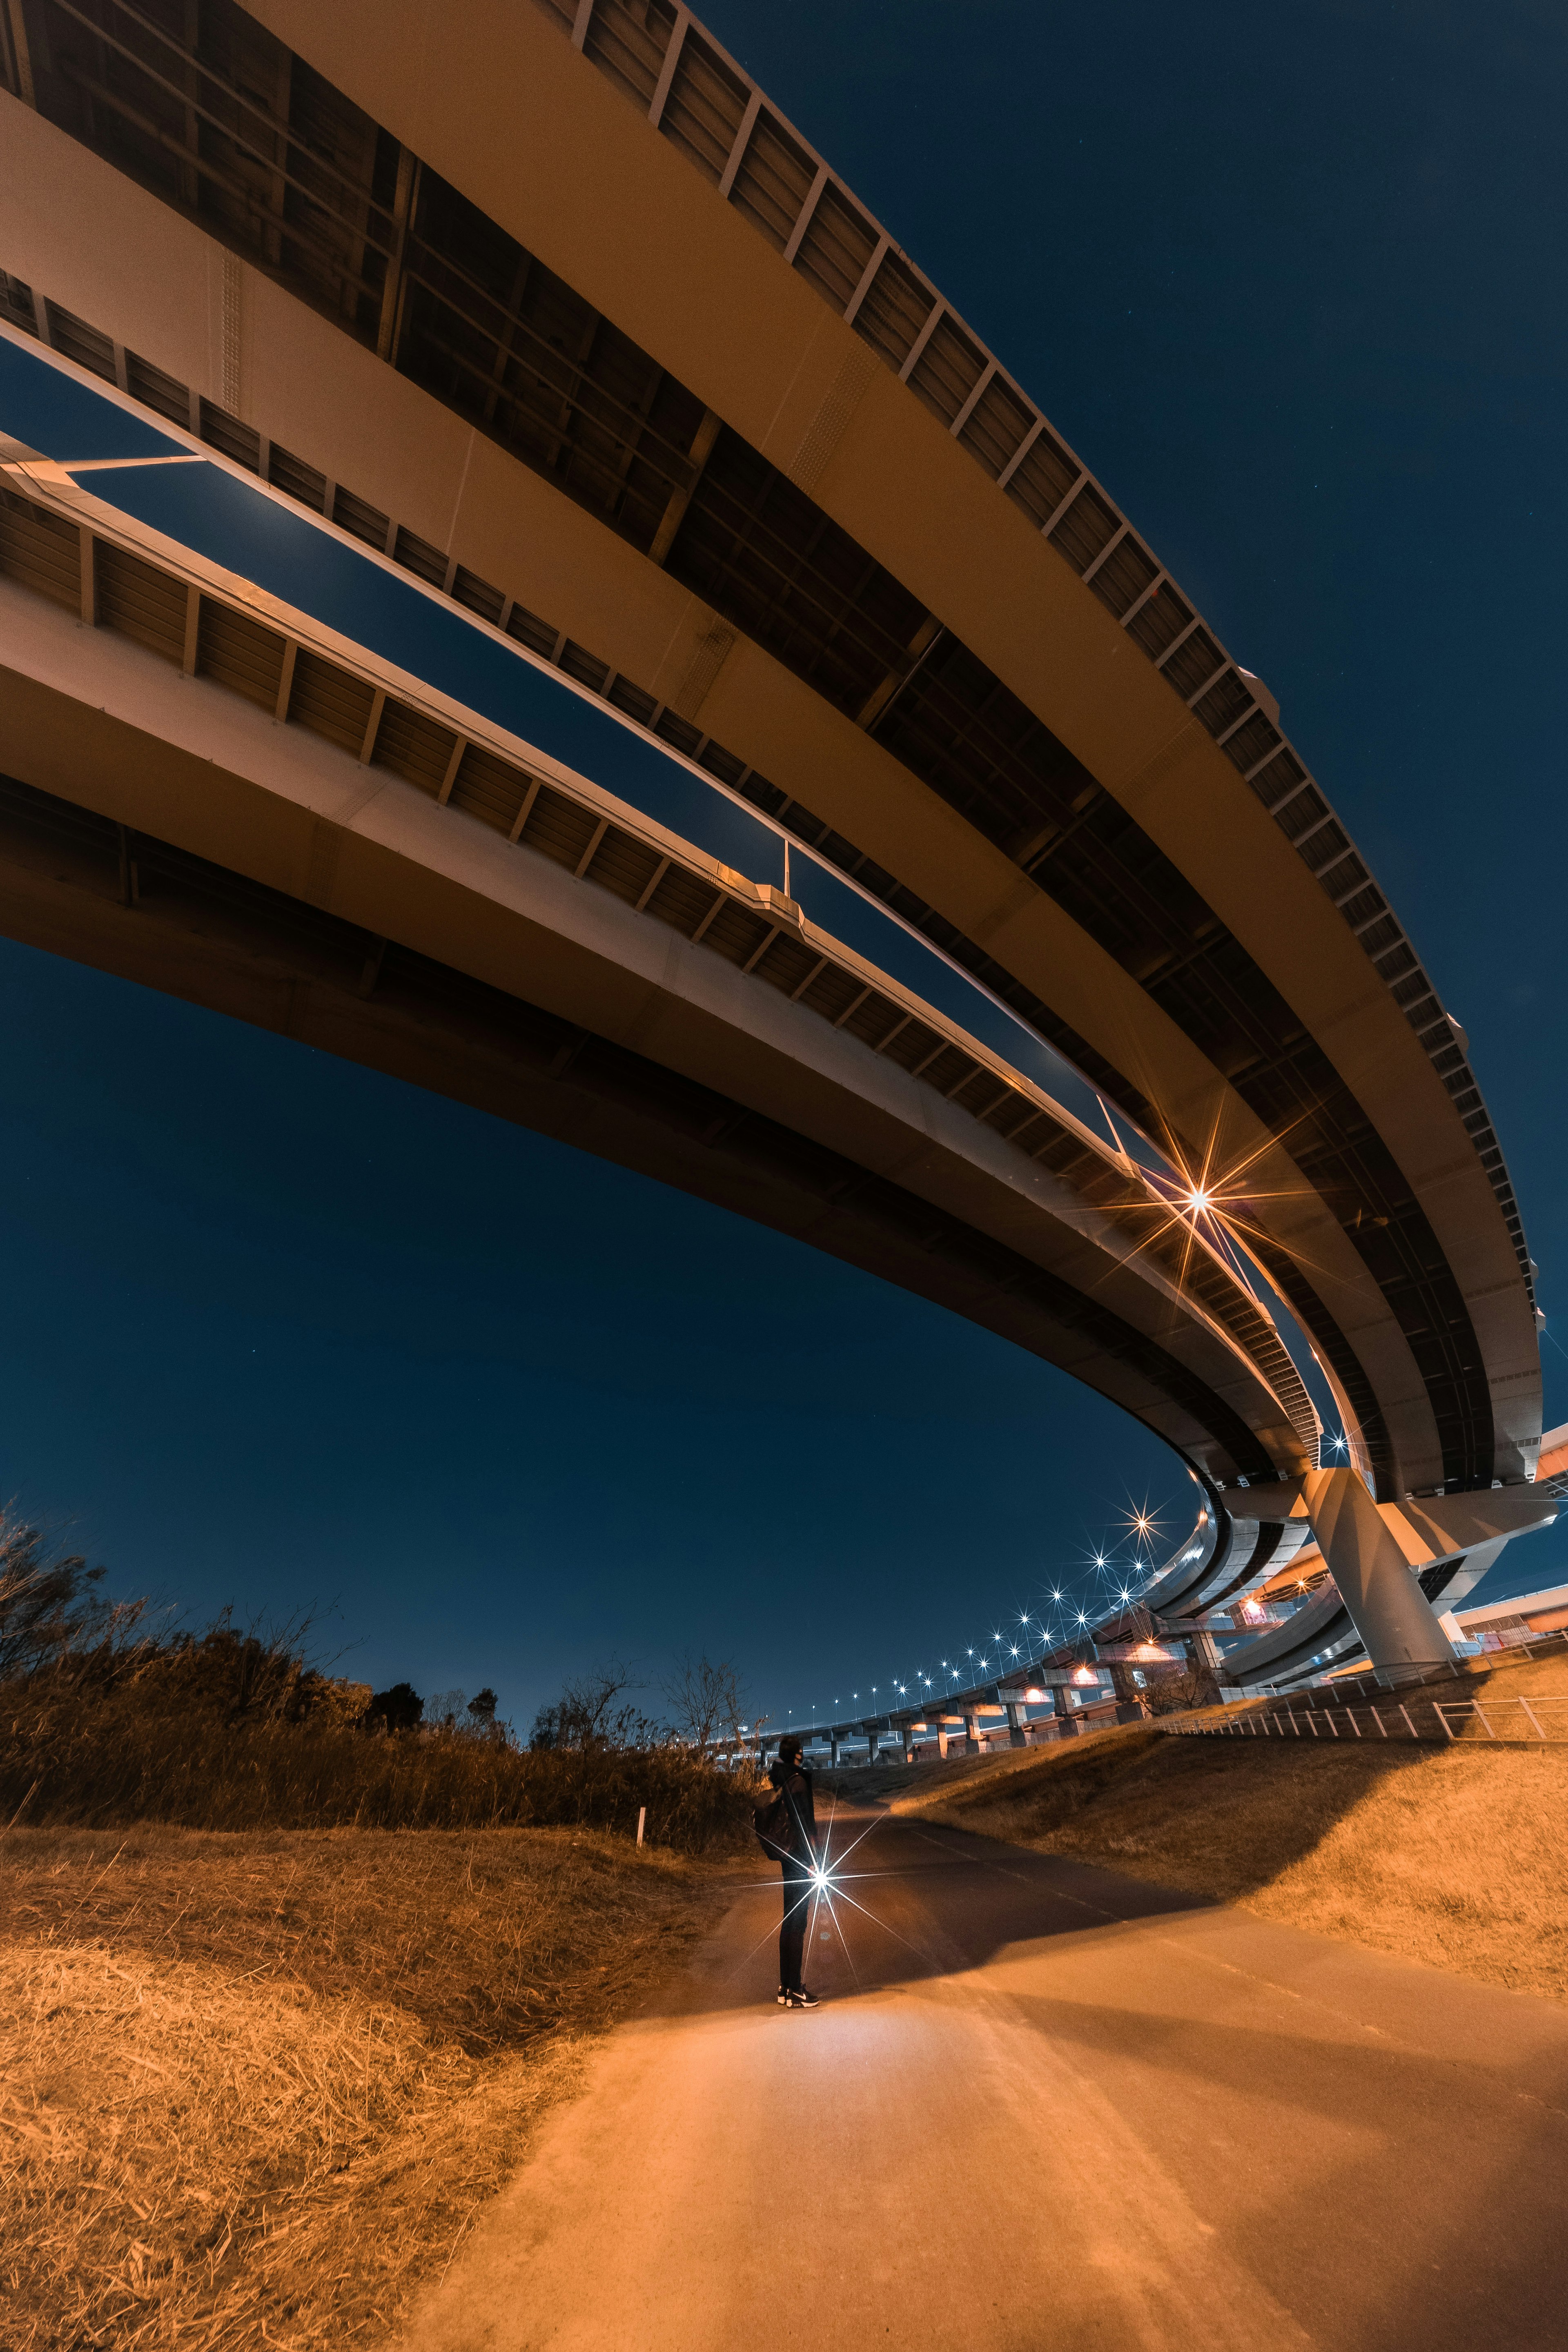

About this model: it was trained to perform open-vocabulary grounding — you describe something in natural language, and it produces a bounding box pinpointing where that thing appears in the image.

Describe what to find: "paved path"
[400,1802,1568,2350]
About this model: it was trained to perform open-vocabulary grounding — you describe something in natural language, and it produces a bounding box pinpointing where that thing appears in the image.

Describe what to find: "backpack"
[753,1773,804,1862]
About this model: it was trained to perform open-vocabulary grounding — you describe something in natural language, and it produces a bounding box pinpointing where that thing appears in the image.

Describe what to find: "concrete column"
[901,1724,918,1763]
[829,1734,842,1766]
[963,1711,983,1755]
[1005,1700,1028,1749]
[1053,1693,1079,1737]
[933,1726,949,1760]
[1305,1467,1456,1679]
[1107,1664,1152,1719]
[1185,1629,1225,1706]
[865,1727,880,1766]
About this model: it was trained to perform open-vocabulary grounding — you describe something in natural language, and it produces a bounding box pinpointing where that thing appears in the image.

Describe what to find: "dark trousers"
[779,1856,812,1991]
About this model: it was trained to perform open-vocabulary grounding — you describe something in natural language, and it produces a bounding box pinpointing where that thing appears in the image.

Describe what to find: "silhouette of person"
[769,1734,821,2009]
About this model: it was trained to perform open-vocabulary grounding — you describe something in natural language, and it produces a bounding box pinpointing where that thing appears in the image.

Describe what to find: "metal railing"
[1166,1691,1568,1746]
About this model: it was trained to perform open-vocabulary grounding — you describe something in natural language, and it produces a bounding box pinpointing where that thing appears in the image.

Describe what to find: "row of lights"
[772,1159,1361,1723]
[780,1505,1192,1726]
[774,1420,1359,1727]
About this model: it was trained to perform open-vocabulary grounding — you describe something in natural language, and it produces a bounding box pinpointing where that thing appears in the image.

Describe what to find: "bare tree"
[530,1661,650,1752]
[0,1509,140,1678]
[662,1652,747,1752]
[1139,1667,1204,1716]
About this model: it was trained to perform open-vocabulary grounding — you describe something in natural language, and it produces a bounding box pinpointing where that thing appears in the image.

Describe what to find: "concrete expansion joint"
[1114,718,1207,806]
[786,340,879,496]
[668,618,736,722]
[326,777,394,836]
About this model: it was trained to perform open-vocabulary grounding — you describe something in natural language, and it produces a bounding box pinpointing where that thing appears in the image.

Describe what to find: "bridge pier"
[829,1734,842,1766]
[1185,1628,1226,1705]
[1005,1701,1028,1748]
[1306,1468,1457,1680]
[963,1712,984,1755]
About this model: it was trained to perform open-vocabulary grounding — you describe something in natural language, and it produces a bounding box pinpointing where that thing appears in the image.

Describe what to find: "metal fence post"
[1519,1697,1546,1741]
[1399,1704,1417,1738]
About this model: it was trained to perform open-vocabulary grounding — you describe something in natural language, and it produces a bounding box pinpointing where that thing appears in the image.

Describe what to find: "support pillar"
[1185,1628,1225,1706]
[1052,1693,1079,1737]
[1305,1467,1456,1679]
[864,1727,879,1766]
[964,1711,983,1755]
[829,1734,842,1766]
[1005,1700,1028,1748]
[933,1725,949,1760]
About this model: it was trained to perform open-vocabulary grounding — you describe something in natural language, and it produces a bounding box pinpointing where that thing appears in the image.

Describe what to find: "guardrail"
[1165,1692,1568,1746]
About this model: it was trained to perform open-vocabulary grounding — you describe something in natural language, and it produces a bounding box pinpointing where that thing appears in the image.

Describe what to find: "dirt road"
[399,1800,1568,2350]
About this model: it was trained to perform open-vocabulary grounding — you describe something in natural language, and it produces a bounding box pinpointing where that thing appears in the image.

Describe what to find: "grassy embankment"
[1,1823,742,2348]
[0,1647,754,2350]
[855,1648,1568,2003]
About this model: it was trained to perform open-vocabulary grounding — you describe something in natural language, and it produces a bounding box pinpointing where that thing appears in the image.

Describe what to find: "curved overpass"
[0,0,1552,1682]
[0,405,1313,1484]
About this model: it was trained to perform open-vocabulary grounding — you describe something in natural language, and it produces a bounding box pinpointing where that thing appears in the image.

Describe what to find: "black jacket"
[768,1758,817,1861]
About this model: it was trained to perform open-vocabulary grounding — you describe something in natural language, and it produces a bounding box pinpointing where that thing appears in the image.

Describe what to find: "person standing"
[768,1735,821,2009]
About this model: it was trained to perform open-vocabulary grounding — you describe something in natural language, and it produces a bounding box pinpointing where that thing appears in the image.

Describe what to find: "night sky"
[2,0,1564,1733]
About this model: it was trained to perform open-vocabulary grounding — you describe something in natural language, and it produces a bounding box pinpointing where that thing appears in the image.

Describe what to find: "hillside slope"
[871,1654,1568,2002]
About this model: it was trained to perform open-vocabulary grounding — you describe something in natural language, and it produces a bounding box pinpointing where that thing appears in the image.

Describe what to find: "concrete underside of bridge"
[0,31,1542,1501]
[0,0,1553,1698]
[0,566,1313,1481]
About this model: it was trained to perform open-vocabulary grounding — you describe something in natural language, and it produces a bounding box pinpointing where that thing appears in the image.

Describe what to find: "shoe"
[780,1987,820,2009]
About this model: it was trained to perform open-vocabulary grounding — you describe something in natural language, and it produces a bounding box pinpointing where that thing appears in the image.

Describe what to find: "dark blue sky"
[3,0,1565,1725]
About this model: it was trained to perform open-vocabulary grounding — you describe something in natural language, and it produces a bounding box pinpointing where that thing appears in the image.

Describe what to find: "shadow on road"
[656,1802,1568,2352]
[644,1801,1215,2021]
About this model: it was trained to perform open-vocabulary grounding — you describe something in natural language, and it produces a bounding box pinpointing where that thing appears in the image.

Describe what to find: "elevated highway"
[0,0,1554,1686]
[0,367,1316,1482]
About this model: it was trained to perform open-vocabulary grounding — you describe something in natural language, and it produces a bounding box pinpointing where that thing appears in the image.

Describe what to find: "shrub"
[0,1509,138,1677]
[1,1631,749,1853]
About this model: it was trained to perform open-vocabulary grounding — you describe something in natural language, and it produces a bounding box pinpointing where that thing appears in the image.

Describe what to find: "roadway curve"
[398,1805,1567,2351]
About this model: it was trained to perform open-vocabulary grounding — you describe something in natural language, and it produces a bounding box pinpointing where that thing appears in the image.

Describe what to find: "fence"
[1166,1692,1568,1746]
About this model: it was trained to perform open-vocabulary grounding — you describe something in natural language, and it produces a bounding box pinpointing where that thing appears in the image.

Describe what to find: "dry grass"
[2,1661,749,1849]
[0,1823,733,2348]
[884,1651,1568,2003]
